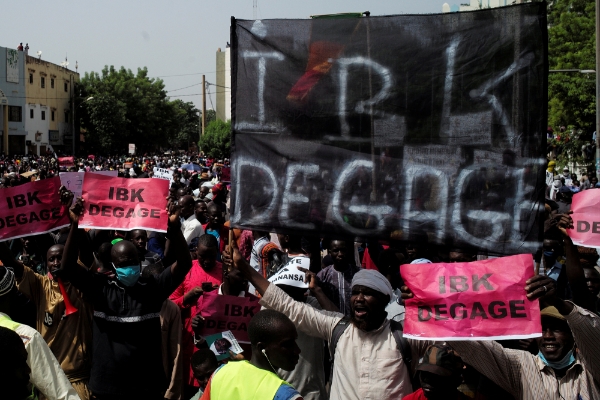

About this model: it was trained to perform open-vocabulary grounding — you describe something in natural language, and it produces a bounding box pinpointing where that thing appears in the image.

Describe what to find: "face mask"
[544,250,556,258]
[112,263,140,287]
[538,349,575,370]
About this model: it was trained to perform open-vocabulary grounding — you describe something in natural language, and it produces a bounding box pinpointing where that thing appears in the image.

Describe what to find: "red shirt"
[169,259,223,386]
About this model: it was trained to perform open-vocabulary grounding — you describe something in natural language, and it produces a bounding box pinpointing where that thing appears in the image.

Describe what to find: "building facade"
[24,54,79,155]
[0,46,27,154]
[216,47,231,122]
[443,0,526,13]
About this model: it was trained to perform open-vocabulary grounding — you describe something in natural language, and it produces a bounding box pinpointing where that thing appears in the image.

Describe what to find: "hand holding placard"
[79,174,169,232]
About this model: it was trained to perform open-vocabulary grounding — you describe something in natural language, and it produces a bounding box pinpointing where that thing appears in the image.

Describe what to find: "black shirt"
[71,266,179,397]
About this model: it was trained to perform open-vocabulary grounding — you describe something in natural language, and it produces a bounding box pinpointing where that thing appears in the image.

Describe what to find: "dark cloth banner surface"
[0,177,70,241]
[231,4,547,255]
[79,174,169,232]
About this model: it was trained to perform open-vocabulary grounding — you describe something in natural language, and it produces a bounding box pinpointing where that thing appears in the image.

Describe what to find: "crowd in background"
[0,153,599,400]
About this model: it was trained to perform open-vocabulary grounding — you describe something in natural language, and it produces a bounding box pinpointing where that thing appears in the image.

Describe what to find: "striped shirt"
[452,304,600,400]
[317,264,361,317]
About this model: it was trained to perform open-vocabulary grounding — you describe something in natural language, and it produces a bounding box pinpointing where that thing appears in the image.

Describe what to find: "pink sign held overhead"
[0,177,70,241]
[567,188,600,248]
[79,174,169,232]
[401,254,541,341]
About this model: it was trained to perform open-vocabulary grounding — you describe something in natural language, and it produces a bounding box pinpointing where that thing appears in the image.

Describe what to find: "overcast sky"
[2,1,444,111]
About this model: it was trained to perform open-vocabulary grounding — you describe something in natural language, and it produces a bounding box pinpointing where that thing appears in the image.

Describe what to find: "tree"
[170,99,200,149]
[199,119,231,158]
[78,66,178,153]
[547,0,596,169]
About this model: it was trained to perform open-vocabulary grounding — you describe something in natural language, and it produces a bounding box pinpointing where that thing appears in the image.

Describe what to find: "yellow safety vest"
[0,314,38,400]
[210,360,286,400]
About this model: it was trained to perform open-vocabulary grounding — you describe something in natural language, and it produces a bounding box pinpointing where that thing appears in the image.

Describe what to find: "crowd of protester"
[0,151,599,400]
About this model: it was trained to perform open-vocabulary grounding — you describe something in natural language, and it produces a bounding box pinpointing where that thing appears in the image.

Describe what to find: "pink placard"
[199,292,261,344]
[401,254,541,341]
[567,188,600,247]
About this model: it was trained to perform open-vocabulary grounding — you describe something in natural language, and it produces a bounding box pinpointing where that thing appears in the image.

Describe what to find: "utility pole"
[202,74,206,136]
[71,74,75,157]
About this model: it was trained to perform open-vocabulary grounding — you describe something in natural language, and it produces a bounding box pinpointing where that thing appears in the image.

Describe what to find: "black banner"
[230,4,547,255]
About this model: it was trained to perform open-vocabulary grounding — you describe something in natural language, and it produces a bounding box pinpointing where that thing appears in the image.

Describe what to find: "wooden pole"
[3,105,8,155]
[202,75,207,136]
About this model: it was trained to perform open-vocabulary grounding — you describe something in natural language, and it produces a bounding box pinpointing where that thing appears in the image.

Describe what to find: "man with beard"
[223,242,431,399]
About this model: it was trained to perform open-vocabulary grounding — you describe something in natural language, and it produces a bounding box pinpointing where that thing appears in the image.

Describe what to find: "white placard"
[153,167,173,181]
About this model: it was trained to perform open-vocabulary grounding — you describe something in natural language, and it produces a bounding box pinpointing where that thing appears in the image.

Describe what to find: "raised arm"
[299,266,340,313]
[60,195,92,289]
[166,203,193,283]
[0,242,24,280]
[556,213,597,312]
[224,242,342,340]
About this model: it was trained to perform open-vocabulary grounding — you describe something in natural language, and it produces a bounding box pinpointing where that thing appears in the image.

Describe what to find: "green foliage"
[199,119,231,159]
[547,0,596,132]
[170,99,200,148]
[78,66,188,153]
[547,0,596,168]
[204,109,217,125]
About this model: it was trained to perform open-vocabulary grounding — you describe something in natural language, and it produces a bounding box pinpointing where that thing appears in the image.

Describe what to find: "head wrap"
[268,258,309,289]
[351,269,393,298]
[0,268,15,297]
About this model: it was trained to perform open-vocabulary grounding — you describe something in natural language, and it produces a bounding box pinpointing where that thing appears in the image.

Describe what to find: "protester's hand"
[191,314,205,333]
[69,197,85,224]
[556,211,574,237]
[58,186,73,206]
[400,285,414,305]
[228,351,245,361]
[223,238,250,275]
[183,286,204,306]
[202,282,219,292]
[298,267,320,292]
[525,275,557,302]
[167,202,181,229]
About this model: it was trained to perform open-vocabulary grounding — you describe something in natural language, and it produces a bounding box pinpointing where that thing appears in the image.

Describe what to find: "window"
[41,77,45,88]
[30,109,34,119]
[64,82,68,92]
[51,78,54,89]
[29,74,33,84]
[8,106,22,122]
[64,110,69,123]
[51,111,55,121]
[41,111,46,120]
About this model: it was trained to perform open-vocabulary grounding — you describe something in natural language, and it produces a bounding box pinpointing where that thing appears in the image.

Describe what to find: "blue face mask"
[112,263,141,287]
[538,349,576,370]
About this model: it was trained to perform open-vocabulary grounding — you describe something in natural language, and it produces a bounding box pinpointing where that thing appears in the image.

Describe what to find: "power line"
[207,82,230,89]
[167,82,203,92]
